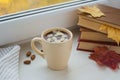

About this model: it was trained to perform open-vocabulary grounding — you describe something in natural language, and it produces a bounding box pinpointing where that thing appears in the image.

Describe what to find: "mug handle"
[31,37,44,58]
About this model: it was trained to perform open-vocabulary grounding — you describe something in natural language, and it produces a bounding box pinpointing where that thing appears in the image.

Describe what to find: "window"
[0,0,97,46]
[0,0,96,17]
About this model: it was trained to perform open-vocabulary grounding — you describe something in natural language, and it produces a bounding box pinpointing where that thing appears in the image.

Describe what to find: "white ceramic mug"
[31,27,73,70]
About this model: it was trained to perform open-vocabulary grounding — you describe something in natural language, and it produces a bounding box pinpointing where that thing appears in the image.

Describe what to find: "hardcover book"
[79,31,114,42]
[78,4,120,29]
[77,4,120,44]
[77,28,119,53]
[77,41,120,53]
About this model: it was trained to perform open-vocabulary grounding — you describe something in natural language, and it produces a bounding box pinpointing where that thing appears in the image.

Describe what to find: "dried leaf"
[78,5,105,17]
[100,25,120,45]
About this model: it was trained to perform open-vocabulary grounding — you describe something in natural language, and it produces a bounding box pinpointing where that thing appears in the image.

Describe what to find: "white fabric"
[0,45,20,80]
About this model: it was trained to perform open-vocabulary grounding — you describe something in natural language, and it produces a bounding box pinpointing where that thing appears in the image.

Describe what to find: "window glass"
[0,0,75,16]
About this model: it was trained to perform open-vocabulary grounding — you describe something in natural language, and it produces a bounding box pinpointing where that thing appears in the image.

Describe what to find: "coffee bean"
[24,60,31,64]
[31,55,36,60]
[26,51,31,57]
[41,50,43,52]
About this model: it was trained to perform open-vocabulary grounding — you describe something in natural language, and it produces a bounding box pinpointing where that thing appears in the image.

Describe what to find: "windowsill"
[19,27,120,80]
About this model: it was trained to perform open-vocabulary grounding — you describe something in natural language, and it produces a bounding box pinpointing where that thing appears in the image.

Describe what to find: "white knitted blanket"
[0,45,20,80]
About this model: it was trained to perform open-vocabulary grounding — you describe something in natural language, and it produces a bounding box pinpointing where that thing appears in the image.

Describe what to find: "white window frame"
[0,0,98,46]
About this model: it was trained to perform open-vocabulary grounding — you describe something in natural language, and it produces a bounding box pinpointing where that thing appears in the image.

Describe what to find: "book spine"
[79,39,118,46]
[77,42,94,52]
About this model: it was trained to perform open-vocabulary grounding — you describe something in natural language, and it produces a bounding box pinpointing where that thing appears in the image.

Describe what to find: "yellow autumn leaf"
[100,25,120,45]
[114,29,120,45]
[78,5,105,17]
[99,25,107,31]
[107,27,119,45]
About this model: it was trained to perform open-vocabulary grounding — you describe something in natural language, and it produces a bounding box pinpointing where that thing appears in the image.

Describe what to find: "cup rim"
[41,27,73,44]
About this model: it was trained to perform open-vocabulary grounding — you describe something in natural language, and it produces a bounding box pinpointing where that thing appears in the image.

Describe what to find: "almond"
[31,55,36,60]
[24,60,31,64]
[26,51,31,57]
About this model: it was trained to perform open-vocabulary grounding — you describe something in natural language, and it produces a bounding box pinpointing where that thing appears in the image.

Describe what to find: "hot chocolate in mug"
[31,27,73,70]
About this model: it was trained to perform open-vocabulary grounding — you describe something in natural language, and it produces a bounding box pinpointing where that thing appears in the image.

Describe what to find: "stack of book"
[77,4,120,53]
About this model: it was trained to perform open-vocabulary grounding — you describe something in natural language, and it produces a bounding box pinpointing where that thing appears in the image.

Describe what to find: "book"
[77,4,120,44]
[78,4,120,30]
[79,27,95,32]
[77,41,120,53]
[78,16,107,34]
[77,28,119,53]
[79,31,114,42]
[77,4,120,53]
